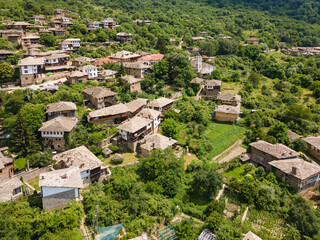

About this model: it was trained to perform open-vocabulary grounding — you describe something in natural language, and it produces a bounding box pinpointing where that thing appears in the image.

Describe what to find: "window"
[13,187,21,195]
[24,70,28,74]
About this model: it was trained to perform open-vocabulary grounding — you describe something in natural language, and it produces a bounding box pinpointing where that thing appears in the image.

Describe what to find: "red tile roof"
[94,57,118,66]
[138,53,164,62]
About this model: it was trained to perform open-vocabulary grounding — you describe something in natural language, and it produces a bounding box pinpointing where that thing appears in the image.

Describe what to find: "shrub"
[109,145,119,153]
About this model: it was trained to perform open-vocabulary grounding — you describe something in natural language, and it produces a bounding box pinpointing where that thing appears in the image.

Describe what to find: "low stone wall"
[14,165,52,182]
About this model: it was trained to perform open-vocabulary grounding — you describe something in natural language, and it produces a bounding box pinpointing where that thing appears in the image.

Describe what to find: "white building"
[137,108,161,132]
[79,64,98,79]
[65,38,81,48]
[18,56,46,86]
[39,167,83,210]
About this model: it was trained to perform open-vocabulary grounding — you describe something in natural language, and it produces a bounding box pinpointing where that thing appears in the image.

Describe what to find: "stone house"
[78,64,98,79]
[118,116,153,152]
[101,18,117,29]
[39,167,83,210]
[212,104,240,123]
[87,103,130,125]
[38,117,78,150]
[139,134,177,157]
[46,101,77,120]
[54,9,69,17]
[302,136,320,161]
[51,28,66,37]
[67,70,88,84]
[0,153,14,184]
[5,21,31,31]
[0,50,14,61]
[72,56,95,67]
[123,62,151,78]
[269,158,320,192]
[21,35,40,49]
[246,38,259,45]
[147,97,174,114]
[44,53,71,73]
[53,146,103,186]
[138,53,164,66]
[201,80,221,99]
[31,15,46,25]
[124,98,148,117]
[137,108,161,133]
[0,29,24,46]
[216,92,241,106]
[242,231,262,240]
[0,178,24,203]
[18,56,45,86]
[122,75,142,92]
[98,69,117,81]
[109,50,141,63]
[116,32,133,43]
[83,87,117,109]
[249,140,299,170]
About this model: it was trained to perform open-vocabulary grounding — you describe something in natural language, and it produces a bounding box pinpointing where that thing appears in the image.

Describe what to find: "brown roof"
[217,92,241,102]
[21,35,40,40]
[118,116,152,133]
[205,79,222,87]
[109,50,140,60]
[83,87,116,98]
[302,136,320,149]
[137,108,161,120]
[116,32,133,37]
[123,62,151,69]
[122,75,143,84]
[99,69,117,76]
[93,57,117,65]
[288,131,301,142]
[147,97,173,108]
[140,134,177,151]
[68,70,88,77]
[124,98,148,113]
[0,50,14,55]
[53,145,102,171]
[18,56,45,66]
[190,77,204,84]
[45,53,69,60]
[0,152,13,170]
[73,56,95,62]
[249,140,299,159]
[0,178,23,202]
[39,167,83,188]
[88,103,129,118]
[78,64,97,71]
[138,53,164,62]
[46,101,76,113]
[269,158,320,180]
[214,104,240,114]
[242,231,263,240]
[39,116,78,132]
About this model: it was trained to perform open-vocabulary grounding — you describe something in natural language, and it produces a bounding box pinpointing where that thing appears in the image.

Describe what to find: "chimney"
[316,133,319,137]
[151,143,155,149]
[292,166,297,175]
[61,174,68,179]
[256,138,260,141]
[41,176,45,180]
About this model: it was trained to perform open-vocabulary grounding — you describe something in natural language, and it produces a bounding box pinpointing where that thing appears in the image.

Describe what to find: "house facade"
[109,50,141,63]
[18,56,45,86]
[38,117,78,150]
[0,153,14,184]
[137,108,161,133]
[123,62,151,78]
[202,80,221,99]
[246,38,259,45]
[67,71,88,84]
[302,136,320,161]
[0,178,23,203]
[79,65,98,79]
[216,92,241,106]
[122,75,142,92]
[147,97,174,114]
[212,104,240,123]
[116,32,133,43]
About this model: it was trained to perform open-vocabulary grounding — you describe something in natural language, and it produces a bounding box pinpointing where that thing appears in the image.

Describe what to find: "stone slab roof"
[0,152,13,170]
[68,70,88,77]
[249,140,299,159]
[288,130,301,142]
[122,75,143,84]
[302,136,320,149]
[123,62,151,69]
[45,53,69,60]
[116,32,133,37]
[147,97,173,108]
[109,50,140,60]
[190,77,204,84]
[39,167,83,188]
[124,98,148,113]
[0,178,23,203]
[18,56,45,66]
[269,158,320,180]
[21,35,40,40]
[38,116,78,132]
[53,145,102,171]
[243,231,263,240]
[88,103,130,118]
[73,56,95,62]
[137,108,161,120]
[214,104,240,114]
[140,134,177,151]
[118,116,152,133]
[46,101,76,113]
[217,92,241,102]
[78,64,97,71]
[83,87,116,98]
[205,79,221,87]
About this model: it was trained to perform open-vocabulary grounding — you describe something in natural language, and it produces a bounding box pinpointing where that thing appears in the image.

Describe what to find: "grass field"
[14,158,27,171]
[222,165,254,180]
[28,177,41,191]
[103,153,140,167]
[205,123,246,159]
[183,154,199,170]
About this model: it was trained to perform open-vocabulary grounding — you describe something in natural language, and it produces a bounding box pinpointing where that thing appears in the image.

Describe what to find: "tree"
[267,121,289,144]
[19,103,46,133]
[206,211,222,232]
[116,63,125,77]
[247,71,261,88]
[191,167,223,198]
[0,61,14,83]
[161,118,178,138]
[10,112,40,157]
[39,33,56,47]
[290,138,308,152]
[29,151,53,168]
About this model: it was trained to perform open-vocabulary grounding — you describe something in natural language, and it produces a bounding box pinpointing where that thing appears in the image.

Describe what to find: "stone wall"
[215,112,238,123]
[42,189,77,210]
[0,165,13,183]
[14,165,52,182]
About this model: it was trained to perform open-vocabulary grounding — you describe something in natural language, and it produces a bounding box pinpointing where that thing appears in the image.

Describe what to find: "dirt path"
[215,184,226,201]
[170,212,204,224]
[211,140,246,163]
[242,207,249,224]
[177,36,184,49]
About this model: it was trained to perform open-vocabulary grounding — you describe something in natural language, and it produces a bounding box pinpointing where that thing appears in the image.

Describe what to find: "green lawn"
[205,123,246,159]
[28,177,41,192]
[103,153,140,167]
[14,158,27,171]
[222,165,254,180]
